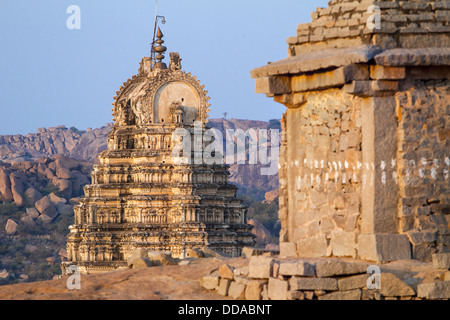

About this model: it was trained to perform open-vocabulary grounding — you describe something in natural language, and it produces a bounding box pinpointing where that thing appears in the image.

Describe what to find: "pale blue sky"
[0,0,328,135]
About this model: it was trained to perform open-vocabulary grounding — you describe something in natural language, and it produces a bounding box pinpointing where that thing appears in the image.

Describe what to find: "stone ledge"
[374,48,450,67]
[250,45,382,79]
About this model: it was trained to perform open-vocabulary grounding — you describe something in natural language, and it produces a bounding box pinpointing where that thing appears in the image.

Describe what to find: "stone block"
[344,80,399,96]
[242,247,265,259]
[316,259,369,278]
[289,277,338,291]
[287,290,304,300]
[26,208,40,219]
[380,273,415,297]
[444,271,450,281]
[248,256,274,279]
[370,65,405,80]
[296,235,328,258]
[201,275,220,290]
[319,289,362,300]
[35,196,58,219]
[149,252,178,266]
[186,248,204,258]
[245,280,266,300]
[338,274,370,291]
[268,278,289,300]
[330,230,357,258]
[219,264,235,280]
[129,257,153,269]
[357,234,411,263]
[228,281,246,300]
[278,260,316,277]
[417,281,450,300]
[217,278,232,296]
[5,219,18,235]
[432,253,450,269]
[255,76,291,95]
[290,64,369,92]
[374,48,450,67]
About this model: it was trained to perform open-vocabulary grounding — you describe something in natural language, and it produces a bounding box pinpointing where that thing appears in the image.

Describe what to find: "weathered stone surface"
[278,260,316,277]
[129,258,153,269]
[289,277,338,291]
[20,215,35,226]
[268,278,289,300]
[330,230,356,258]
[445,271,450,281]
[24,186,43,205]
[287,290,304,300]
[245,280,266,300]
[217,278,232,296]
[35,196,58,219]
[338,274,370,291]
[370,65,406,80]
[5,219,18,235]
[255,76,290,95]
[279,242,296,258]
[248,256,274,279]
[319,289,362,300]
[37,214,52,224]
[374,48,450,67]
[296,235,328,258]
[186,248,204,259]
[380,273,415,297]
[48,193,67,206]
[316,259,369,278]
[432,253,450,270]
[0,169,13,202]
[26,207,40,219]
[9,174,24,207]
[290,64,369,92]
[149,253,178,266]
[357,234,412,263]
[242,247,265,259]
[228,281,246,300]
[417,281,450,300]
[219,264,235,280]
[201,275,220,291]
[251,45,382,78]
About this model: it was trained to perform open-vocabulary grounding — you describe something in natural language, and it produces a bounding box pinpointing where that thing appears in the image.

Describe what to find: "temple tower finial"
[153,27,167,70]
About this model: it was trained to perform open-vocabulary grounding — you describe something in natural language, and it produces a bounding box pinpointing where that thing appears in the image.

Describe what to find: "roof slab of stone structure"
[251,0,450,263]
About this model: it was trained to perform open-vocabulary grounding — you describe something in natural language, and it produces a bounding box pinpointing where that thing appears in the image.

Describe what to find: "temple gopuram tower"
[64,28,255,274]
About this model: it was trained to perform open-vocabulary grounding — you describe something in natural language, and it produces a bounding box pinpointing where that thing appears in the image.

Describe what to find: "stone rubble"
[200,250,450,300]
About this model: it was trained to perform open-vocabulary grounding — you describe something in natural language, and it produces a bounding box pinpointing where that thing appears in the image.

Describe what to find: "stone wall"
[200,250,450,300]
[288,0,450,56]
[396,79,450,261]
[251,0,450,263]
[278,89,363,259]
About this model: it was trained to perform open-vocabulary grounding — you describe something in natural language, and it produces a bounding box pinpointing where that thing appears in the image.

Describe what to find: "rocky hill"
[0,119,281,286]
[0,119,280,197]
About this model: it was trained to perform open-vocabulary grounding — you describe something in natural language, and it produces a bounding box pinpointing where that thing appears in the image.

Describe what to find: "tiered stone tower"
[252,0,449,263]
[64,29,255,274]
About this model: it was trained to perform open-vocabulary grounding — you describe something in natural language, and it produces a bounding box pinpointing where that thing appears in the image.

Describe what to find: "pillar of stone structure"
[63,30,255,274]
[252,0,449,263]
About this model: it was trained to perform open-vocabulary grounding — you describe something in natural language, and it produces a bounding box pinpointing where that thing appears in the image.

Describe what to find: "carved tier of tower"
[64,30,255,274]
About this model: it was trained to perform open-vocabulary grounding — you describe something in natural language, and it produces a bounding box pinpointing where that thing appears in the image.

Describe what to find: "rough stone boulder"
[35,196,58,219]
[0,168,13,202]
[148,252,178,266]
[9,174,24,207]
[5,219,18,235]
[48,193,67,206]
[24,186,43,205]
